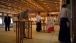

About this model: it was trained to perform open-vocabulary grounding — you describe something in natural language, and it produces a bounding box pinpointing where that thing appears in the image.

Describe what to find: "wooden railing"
[15,20,32,43]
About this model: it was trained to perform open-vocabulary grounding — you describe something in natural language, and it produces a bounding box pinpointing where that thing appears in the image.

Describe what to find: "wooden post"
[25,20,32,39]
[42,20,46,32]
[72,0,76,43]
[30,21,32,39]
[15,20,32,43]
[16,21,24,43]
[43,20,45,32]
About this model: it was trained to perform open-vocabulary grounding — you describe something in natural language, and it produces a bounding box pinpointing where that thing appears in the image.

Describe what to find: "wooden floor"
[0,25,60,43]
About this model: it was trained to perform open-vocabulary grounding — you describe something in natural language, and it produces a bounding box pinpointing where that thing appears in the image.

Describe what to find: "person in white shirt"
[12,14,18,32]
[58,4,71,43]
[36,12,41,32]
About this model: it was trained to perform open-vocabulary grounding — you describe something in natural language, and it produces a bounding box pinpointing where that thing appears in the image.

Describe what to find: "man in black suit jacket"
[4,14,11,31]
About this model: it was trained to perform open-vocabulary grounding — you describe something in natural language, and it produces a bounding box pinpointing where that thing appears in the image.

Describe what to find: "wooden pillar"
[66,0,72,42]
[42,20,46,32]
[72,0,76,43]
[16,21,23,43]
[26,20,32,39]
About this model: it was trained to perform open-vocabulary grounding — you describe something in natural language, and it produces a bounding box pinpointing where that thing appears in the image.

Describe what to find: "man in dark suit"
[4,14,11,31]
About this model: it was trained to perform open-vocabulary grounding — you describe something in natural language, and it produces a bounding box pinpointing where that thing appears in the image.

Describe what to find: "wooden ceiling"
[0,0,64,14]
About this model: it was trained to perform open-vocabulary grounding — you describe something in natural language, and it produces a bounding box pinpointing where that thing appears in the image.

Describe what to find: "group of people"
[4,4,71,43]
[36,12,54,33]
[4,9,29,38]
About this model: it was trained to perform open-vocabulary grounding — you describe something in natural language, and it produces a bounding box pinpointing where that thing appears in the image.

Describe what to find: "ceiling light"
[49,9,51,10]
[56,7,58,9]
[1,1,2,2]
[19,10,21,11]
[34,3,35,5]
[36,5,38,7]
[40,0,43,1]
[8,0,9,1]
[36,9,37,10]
[56,4,57,6]
[44,3,46,4]
[27,0,31,1]
[22,0,23,2]
[19,7,20,8]
[51,12,54,14]
[15,3,16,4]
[48,7,49,8]
[55,2,57,3]
[46,5,48,6]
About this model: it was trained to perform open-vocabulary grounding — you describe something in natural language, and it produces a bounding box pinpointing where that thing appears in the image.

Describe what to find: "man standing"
[19,8,29,38]
[4,14,11,31]
[58,4,71,43]
[36,12,41,32]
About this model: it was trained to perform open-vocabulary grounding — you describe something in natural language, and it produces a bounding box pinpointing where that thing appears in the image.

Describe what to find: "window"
[0,13,2,24]
[11,18,13,23]
[8,14,12,16]
[0,13,2,15]
[4,14,7,16]
[0,17,2,24]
